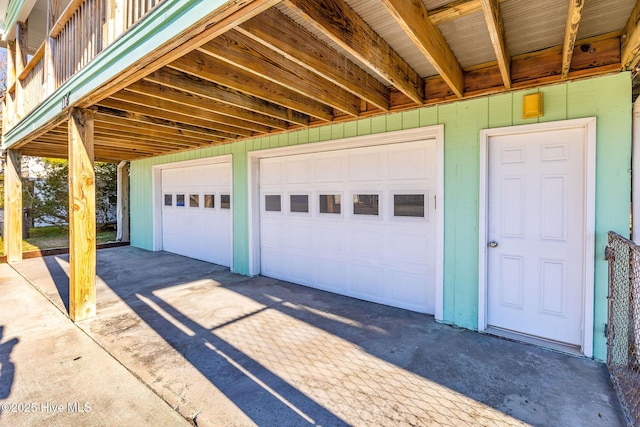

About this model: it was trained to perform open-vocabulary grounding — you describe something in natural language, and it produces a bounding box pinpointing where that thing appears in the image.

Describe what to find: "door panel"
[487,128,585,346]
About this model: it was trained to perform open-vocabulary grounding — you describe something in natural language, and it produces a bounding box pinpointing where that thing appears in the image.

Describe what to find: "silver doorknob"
[488,241,498,248]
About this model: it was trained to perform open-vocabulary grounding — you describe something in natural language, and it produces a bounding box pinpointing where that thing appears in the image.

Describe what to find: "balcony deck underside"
[4,0,636,162]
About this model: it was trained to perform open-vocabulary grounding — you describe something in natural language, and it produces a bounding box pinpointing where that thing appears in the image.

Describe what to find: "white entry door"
[161,162,232,266]
[485,125,589,347]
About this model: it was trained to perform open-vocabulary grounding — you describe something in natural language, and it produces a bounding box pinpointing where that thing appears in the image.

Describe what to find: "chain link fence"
[607,232,640,427]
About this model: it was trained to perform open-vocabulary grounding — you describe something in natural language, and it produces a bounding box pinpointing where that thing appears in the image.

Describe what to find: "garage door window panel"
[265,194,282,212]
[394,194,426,218]
[319,194,342,214]
[204,194,215,208]
[190,194,200,208]
[176,194,185,207]
[290,194,310,214]
[220,194,231,209]
[353,194,380,216]
[164,194,173,206]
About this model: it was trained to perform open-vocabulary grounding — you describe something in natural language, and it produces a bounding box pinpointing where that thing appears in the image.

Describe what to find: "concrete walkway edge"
[0,262,191,426]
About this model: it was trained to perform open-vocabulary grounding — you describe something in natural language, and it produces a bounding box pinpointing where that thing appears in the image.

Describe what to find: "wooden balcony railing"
[3,0,164,134]
[20,43,45,120]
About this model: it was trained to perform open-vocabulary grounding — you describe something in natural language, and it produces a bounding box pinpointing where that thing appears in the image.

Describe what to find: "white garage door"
[161,162,232,266]
[259,140,439,314]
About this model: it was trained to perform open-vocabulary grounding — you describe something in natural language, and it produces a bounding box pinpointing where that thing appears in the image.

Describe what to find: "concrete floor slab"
[0,263,190,426]
[9,247,627,426]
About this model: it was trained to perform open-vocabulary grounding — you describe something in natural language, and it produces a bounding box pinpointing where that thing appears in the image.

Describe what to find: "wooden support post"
[116,161,130,242]
[15,21,28,121]
[48,0,63,31]
[68,108,97,322]
[6,40,16,91]
[4,150,23,263]
[6,40,16,129]
[2,98,8,136]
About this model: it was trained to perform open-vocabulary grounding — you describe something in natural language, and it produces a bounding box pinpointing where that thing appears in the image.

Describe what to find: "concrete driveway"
[7,247,626,426]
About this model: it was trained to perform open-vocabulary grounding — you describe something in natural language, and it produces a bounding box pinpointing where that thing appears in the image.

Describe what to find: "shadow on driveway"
[0,326,19,424]
[16,246,624,426]
[0,326,18,399]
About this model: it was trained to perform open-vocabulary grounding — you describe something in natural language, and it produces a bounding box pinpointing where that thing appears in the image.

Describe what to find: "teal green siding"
[130,73,632,360]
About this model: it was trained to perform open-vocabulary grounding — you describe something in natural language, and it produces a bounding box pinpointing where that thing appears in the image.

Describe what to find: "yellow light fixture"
[522,93,544,119]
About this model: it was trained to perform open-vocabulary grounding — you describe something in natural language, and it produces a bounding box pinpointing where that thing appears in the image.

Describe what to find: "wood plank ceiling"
[15,0,640,162]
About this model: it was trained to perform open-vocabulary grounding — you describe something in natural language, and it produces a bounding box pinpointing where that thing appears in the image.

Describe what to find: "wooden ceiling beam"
[29,138,158,161]
[285,0,424,104]
[125,80,290,130]
[173,50,334,121]
[480,0,511,89]
[91,139,166,154]
[96,120,220,147]
[23,139,151,162]
[430,0,507,26]
[94,106,225,140]
[561,0,586,79]
[622,0,640,71]
[381,0,464,97]
[200,30,361,117]
[31,135,68,143]
[423,33,621,100]
[108,89,272,134]
[238,7,390,111]
[94,135,199,154]
[97,98,256,137]
[37,131,173,153]
[144,67,309,127]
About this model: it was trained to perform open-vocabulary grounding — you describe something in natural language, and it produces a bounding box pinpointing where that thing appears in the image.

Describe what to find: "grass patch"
[0,226,117,255]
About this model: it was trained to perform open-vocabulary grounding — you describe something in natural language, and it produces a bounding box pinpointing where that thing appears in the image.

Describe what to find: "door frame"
[478,118,596,357]
[151,155,233,262]
[247,126,445,320]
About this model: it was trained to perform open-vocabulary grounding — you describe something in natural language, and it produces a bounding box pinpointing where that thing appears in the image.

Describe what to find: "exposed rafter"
[622,0,640,71]
[561,0,586,79]
[381,0,465,97]
[94,105,230,139]
[93,113,219,145]
[125,80,290,130]
[96,97,256,137]
[200,30,361,117]
[237,7,390,111]
[144,67,310,126]
[284,0,424,105]
[429,0,507,25]
[480,0,511,89]
[108,89,272,133]
[171,51,334,121]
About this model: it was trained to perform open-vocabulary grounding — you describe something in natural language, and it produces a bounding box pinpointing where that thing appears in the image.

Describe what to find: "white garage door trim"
[478,118,596,357]
[248,126,445,320]
[152,155,233,264]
